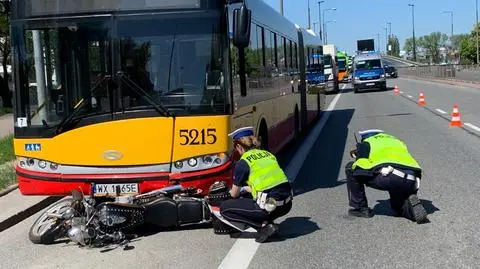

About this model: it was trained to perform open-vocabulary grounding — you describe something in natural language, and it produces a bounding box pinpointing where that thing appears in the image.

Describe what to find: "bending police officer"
[345,129,428,223]
[220,127,293,243]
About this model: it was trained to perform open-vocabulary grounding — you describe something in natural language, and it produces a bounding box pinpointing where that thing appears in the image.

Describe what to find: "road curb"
[0,184,18,197]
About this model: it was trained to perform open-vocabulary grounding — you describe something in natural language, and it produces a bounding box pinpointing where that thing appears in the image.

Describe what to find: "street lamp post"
[323,8,336,43]
[324,20,336,43]
[313,22,317,33]
[409,4,416,61]
[477,0,479,66]
[308,0,311,29]
[280,0,284,16]
[318,1,325,44]
[387,22,392,55]
[384,27,388,54]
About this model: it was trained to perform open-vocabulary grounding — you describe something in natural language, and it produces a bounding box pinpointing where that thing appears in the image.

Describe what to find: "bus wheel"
[258,121,269,151]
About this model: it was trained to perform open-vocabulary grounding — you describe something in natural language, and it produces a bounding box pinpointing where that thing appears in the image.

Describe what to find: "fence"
[396,64,456,79]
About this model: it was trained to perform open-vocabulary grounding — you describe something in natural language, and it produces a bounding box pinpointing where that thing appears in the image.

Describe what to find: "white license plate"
[93,183,139,197]
[366,83,375,86]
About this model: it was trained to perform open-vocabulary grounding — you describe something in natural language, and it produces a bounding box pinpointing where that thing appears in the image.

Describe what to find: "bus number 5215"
[179,128,217,145]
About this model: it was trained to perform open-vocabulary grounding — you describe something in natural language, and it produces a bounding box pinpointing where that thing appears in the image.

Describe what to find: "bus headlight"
[38,160,47,169]
[188,158,198,167]
[174,161,183,169]
[16,157,59,172]
[172,153,229,173]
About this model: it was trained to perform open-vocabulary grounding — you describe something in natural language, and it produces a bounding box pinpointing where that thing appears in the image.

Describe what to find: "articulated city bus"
[10,0,324,197]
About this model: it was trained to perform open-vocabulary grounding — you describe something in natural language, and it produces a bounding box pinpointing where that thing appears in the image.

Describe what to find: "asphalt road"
[1,79,480,269]
[394,77,480,130]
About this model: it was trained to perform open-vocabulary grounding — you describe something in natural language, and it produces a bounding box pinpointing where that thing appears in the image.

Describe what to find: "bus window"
[264,31,276,72]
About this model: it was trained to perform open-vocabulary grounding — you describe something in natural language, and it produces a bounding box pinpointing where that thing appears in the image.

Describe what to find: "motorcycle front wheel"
[29,197,73,244]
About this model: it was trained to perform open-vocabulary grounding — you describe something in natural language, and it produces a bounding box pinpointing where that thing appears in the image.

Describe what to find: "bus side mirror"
[233,5,251,49]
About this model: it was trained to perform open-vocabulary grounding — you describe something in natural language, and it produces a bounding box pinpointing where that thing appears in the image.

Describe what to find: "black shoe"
[348,207,374,218]
[255,224,279,243]
[408,194,428,224]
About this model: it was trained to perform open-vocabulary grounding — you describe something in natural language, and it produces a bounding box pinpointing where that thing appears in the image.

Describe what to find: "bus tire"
[258,121,269,151]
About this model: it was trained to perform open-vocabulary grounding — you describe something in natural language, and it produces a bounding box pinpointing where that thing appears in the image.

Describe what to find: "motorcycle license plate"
[92,183,139,197]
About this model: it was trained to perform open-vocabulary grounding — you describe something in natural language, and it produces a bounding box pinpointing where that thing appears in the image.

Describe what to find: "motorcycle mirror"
[72,189,84,201]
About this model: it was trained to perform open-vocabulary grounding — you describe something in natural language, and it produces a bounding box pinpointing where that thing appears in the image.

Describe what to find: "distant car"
[384,65,398,78]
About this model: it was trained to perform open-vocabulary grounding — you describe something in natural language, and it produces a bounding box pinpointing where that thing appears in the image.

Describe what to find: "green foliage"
[417,32,448,63]
[0,162,16,190]
[0,106,12,116]
[403,37,417,55]
[388,35,400,57]
[0,134,14,164]
[459,36,477,64]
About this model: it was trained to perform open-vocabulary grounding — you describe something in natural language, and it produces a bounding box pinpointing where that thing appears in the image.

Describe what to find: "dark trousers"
[220,198,292,230]
[345,161,418,219]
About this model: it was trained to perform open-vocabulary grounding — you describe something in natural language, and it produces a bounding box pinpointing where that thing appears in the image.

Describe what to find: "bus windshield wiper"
[54,75,110,134]
[116,71,173,117]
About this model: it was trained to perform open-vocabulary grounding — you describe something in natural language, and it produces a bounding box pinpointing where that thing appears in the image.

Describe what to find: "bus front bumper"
[16,162,233,196]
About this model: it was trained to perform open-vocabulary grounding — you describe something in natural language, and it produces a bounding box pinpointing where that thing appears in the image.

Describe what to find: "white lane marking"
[400,91,404,93]
[465,123,480,132]
[217,93,343,269]
[435,109,447,114]
[407,95,413,98]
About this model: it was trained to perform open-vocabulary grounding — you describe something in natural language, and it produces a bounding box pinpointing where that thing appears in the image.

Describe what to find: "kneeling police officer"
[346,129,428,224]
[220,127,293,243]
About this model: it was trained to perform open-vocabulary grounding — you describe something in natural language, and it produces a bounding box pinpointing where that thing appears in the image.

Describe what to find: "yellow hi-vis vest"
[240,149,289,199]
[352,133,421,172]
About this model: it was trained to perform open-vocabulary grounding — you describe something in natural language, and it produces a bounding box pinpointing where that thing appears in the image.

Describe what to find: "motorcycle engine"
[67,217,95,246]
[96,202,145,233]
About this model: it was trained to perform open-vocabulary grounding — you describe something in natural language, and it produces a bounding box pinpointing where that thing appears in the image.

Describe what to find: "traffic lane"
[249,85,480,268]
[0,210,236,269]
[394,77,480,130]
[0,92,339,269]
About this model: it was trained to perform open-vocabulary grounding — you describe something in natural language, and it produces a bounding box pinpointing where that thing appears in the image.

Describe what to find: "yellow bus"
[11,0,325,197]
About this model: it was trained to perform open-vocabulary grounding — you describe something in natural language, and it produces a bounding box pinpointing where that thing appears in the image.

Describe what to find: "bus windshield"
[17,12,226,130]
[355,59,382,70]
[323,55,332,68]
[337,59,346,71]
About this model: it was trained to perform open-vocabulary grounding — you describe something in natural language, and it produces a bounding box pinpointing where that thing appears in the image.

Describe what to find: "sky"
[263,0,479,54]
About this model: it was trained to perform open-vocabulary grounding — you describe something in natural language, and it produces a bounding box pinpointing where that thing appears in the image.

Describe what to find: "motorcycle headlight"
[171,153,229,173]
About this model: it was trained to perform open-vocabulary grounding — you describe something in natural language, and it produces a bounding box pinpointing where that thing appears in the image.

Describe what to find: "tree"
[456,23,480,65]
[417,32,448,64]
[451,34,470,51]
[388,35,400,57]
[403,37,418,57]
[459,36,476,64]
[0,0,11,107]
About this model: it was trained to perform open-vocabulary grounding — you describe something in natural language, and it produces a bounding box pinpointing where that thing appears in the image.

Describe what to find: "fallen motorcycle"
[28,181,240,248]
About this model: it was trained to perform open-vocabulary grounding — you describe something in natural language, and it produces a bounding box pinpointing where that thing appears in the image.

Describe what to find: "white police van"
[352,51,387,93]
